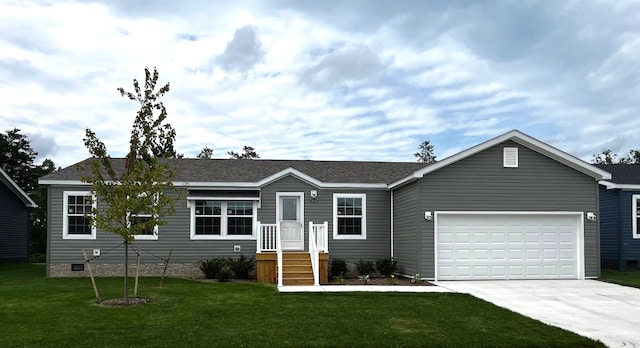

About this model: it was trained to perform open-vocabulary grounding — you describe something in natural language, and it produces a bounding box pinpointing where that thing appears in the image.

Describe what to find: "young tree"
[197,146,214,159]
[414,140,437,163]
[228,145,260,159]
[82,67,178,302]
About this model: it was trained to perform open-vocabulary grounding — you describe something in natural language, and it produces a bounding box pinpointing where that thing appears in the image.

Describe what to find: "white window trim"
[63,191,96,240]
[126,192,159,241]
[633,195,640,239]
[188,200,257,240]
[503,147,518,168]
[333,193,367,240]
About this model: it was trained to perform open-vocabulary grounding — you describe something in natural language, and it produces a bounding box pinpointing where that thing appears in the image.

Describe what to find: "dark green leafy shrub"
[200,258,226,279]
[355,259,375,277]
[329,258,348,279]
[29,253,46,263]
[230,254,256,279]
[376,258,398,277]
[217,265,234,282]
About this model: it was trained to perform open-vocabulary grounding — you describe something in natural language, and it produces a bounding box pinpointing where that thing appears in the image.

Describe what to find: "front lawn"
[0,264,603,347]
[600,269,640,289]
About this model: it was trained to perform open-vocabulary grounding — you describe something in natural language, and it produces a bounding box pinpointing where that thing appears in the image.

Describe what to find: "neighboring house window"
[333,194,366,240]
[130,193,159,241]
[190,200,256,239]
[63,191,96,240]
[633,195,640,239]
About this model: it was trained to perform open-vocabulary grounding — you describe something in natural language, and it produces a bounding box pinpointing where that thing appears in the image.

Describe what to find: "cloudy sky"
[2,0,639,168]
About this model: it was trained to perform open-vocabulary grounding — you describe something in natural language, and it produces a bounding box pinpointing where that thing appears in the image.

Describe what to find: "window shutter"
[503,147,518,168]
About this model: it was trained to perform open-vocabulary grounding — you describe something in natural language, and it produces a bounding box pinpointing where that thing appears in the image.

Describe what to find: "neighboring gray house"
[39,130,611,282]
[0,168,38,262]
[595,164,640,270]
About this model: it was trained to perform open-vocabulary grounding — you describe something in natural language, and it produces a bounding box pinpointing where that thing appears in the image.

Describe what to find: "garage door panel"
[437,213,579,280]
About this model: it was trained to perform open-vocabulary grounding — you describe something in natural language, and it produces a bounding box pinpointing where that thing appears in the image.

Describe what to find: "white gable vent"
[503,147,518,168]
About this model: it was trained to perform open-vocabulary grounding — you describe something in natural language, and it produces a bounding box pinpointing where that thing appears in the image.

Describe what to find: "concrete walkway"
[278,284,451,293]
[434,280,640,348]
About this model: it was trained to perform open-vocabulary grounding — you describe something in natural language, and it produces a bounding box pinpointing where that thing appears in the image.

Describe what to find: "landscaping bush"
[355,259,375,277]
[29,253,46,263]
[230,254,255,279]
[200,257,226,279]
[376,258,398,277]
[216,265,234,282]
[329,258,348,279]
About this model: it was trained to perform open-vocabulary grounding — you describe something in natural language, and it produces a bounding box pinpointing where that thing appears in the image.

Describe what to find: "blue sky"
[1,0,639,168]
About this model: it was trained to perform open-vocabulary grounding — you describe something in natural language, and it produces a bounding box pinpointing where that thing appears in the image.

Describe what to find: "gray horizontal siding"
[413,140,600,278]
[260,175,392,263]
[392,182,419,276]
[47,185,257,269]
[0,182,29,262]
[48,175,393,269]
[610,190,640,262]
[599,186,620,263]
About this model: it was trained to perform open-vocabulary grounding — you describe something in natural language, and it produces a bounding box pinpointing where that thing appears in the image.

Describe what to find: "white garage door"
[436,212,582,280]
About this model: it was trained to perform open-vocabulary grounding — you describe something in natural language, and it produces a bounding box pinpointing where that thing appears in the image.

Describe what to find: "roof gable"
[0,169,37,208]
[390,130,611,188]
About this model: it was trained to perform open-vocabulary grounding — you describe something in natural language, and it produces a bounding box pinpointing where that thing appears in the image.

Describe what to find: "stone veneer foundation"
[49,263,205,278]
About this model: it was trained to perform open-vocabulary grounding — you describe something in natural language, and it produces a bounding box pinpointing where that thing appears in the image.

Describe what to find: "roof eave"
[1,169,38,208]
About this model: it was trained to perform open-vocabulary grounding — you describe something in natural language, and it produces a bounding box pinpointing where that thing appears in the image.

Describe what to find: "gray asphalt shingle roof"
[595,164,640,185]
[40,158,429,185]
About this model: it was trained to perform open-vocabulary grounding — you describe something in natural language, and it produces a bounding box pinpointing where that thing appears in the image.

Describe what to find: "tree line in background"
[0,128,57,261]
[591,149,640,164]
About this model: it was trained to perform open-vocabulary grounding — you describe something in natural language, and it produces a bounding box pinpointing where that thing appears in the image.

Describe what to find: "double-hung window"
[63,191,96,240]
[633,195,640,239]
[333,193,366,240]
[190,200,256,239]
[130,193,158,241]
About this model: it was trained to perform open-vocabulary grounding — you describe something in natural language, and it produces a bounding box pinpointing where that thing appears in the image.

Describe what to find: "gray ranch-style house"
[0,168,38,262]
[39,130,611,285]
[595,164,640,270]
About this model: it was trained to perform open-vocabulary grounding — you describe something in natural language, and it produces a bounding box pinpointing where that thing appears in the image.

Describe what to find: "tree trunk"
[124,240,129,302]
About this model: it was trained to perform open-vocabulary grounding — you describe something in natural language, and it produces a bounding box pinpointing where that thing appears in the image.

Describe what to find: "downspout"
[390,190,394,259]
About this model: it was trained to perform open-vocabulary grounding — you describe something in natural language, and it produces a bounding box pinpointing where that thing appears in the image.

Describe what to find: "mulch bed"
[100,298,151,307]
[330,277,434,286]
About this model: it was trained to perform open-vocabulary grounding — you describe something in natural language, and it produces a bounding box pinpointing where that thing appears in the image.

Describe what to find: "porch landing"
[278,285,452,293]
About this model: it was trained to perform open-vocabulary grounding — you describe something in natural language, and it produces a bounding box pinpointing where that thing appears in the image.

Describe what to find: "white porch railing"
[256,222,277,252]
[310,221,329,253]
[308,222,320,286]
[257,221,328,287]
[257,222,282,287]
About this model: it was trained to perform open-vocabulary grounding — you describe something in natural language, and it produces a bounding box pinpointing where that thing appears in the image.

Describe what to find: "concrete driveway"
[433,280,640,348]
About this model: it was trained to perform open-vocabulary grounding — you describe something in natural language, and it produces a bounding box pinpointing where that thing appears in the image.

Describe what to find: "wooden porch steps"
[281,252,314,286]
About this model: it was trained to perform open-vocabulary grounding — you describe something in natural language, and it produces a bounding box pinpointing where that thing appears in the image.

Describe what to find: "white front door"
[278,193,304,250]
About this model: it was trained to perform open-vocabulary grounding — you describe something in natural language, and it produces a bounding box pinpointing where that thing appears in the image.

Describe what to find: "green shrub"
[200,258,226,279]
[216,265,234,282]
[329,258,348,279]
[230,254,255,279]
[29,253,46,263]
[355,259,375,277]
[376,258,398,277]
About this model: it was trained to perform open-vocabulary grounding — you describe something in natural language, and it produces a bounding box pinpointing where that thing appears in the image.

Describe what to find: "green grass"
[600,269,640,288]
[0,264,603,348]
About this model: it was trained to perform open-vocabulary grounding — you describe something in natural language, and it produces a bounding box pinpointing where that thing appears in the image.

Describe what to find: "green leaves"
[82,67,179,243]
